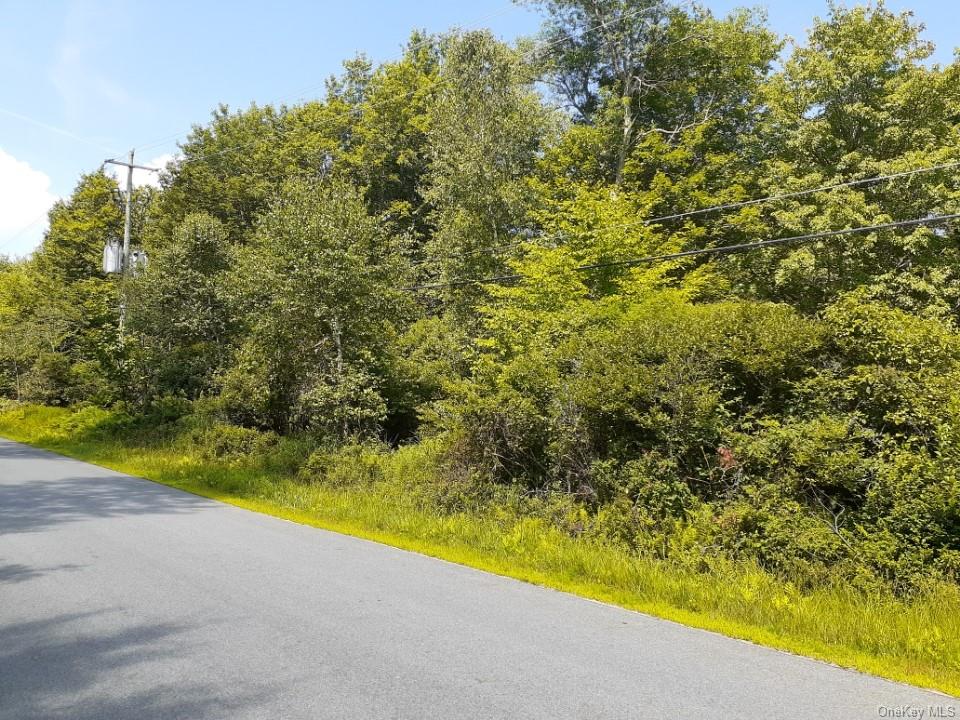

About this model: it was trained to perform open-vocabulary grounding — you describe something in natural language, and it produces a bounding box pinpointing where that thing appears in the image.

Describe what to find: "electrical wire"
[413,159,960,275]
[0,107,121,155]
[405,213,960,291]
[0,212,51,253]
[638,161,960,228]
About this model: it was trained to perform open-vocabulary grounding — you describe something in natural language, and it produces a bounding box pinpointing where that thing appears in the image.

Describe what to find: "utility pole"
[122,149,134,277]
[103,150,160,336]
[103,150,159,277]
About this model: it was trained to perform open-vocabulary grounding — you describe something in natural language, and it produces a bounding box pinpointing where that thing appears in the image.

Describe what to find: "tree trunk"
[615,96,636,185]
[331,316,348,439]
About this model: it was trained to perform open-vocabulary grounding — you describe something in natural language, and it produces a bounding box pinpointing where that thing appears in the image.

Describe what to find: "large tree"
[522,0,778,183]
[220,178,413,436]
[35,171,123,283]
[731,2,960,312]
[422,30,554,314]
[127,213,235,402]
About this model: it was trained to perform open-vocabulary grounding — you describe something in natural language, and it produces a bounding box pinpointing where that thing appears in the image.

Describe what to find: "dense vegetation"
[3,0,960,687]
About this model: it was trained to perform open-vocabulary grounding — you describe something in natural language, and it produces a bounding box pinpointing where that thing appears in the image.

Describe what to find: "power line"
[410,241,524,267]
[406,213,960,291]
[638,160,960,228]
[413,159,960,276]
[579,214,960,269]
[0,212,52,254]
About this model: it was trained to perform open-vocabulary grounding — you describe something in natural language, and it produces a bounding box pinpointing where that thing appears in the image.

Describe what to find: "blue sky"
[1,0,956,257]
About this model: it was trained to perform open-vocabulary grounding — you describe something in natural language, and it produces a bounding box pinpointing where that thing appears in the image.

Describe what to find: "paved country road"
[1,438,956,720]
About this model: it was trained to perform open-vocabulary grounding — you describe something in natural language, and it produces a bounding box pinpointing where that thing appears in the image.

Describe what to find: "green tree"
[523,0,779,183]
[342,33,440,232]
[35,171,122,283]
[422,30,554,315]
[15,171,126,404]
[733,2,960,312]
[221,178,412,436]
[0,262,70,400]
[128,213,235,401]
[154,98,351,245]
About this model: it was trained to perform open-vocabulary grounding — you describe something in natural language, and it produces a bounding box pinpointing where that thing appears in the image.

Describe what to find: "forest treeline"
[3,0,960,596]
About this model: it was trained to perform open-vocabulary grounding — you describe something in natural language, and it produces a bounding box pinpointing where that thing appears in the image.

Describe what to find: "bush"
[294,368,388,440]
[193,422,280,462]
[65,360,116,407]
[21,352,73,406]
[298,442,386,488]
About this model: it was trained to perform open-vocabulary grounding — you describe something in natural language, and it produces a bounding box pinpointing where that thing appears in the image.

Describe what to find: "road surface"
[0,437,955,719]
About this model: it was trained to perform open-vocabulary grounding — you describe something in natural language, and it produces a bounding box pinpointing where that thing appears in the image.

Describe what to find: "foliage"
[422,30,555,314]
[127,213,236,402]
[3,0,960,641]
[521,0,780,182]
[218,178,413,436]
[1,173,123,405]
[34,171,123,283]
[3,402,960,696]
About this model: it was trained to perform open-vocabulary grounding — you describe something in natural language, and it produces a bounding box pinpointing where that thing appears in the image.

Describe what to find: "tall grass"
[2,402,958,696]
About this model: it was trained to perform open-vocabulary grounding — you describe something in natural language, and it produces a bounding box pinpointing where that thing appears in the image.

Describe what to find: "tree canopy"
[3,1,960,595]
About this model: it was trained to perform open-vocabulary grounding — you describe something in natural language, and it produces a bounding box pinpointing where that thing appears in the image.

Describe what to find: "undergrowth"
[2,402,958,697]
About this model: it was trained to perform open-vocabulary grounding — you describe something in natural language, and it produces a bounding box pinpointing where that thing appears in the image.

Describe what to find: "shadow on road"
[0,473,212,536]
[0,442,63,460]
[0,561,83,584]
[0,611,273,720]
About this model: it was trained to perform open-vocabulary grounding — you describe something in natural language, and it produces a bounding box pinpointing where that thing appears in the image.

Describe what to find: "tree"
[422,30,554,315]
[154,104,296,244]
[0,262,64,400]
[220,178,413,436]
[11,171,126,404]
[731,2,960,312]
[35,171,123,283]
[342,33,440,232]
[128,213,235,401]
[153,50,423,248]
[522,0,779,183]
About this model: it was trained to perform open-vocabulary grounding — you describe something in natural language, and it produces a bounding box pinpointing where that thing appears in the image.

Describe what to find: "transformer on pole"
[102,150,161,335]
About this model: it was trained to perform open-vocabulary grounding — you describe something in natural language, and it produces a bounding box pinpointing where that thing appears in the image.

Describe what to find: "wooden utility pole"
[104,150,159,276]
[102,150,160,336]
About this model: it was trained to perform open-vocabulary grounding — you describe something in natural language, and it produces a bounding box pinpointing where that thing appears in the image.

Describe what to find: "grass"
[2,402,959,698]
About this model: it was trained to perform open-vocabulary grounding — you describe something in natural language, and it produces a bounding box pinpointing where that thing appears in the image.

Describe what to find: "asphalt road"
[0,437,956,719]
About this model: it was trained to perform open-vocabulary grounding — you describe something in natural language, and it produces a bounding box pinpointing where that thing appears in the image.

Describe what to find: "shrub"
[193,423,280,462]
[298,442,386,488]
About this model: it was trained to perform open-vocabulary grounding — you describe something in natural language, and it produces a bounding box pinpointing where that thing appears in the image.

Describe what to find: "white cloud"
[0,148,58,258]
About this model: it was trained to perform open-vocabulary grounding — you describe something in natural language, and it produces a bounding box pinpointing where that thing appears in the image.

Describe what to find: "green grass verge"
[2,403,958,697]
